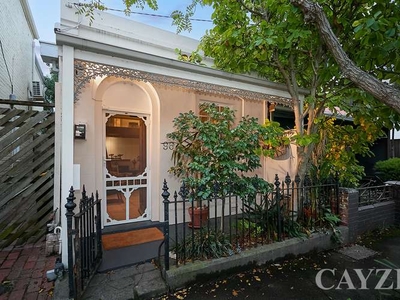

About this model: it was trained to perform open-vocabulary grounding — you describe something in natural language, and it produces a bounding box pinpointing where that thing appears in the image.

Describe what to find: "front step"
[102,220,165,235]
[99,221,165,272]
[98,239,164,272]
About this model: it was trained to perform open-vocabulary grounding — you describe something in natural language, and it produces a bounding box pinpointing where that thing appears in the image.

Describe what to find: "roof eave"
[56,32,309,98]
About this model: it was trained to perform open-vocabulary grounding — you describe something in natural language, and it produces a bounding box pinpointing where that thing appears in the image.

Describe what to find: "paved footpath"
[0,241,57,300]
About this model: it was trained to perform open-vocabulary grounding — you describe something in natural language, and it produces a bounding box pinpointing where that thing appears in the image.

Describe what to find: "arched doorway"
[96,78,158,226]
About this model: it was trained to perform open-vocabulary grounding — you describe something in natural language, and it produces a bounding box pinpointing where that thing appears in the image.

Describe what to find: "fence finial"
[274,174,280,188]
[162,179,170,202]
[295,174,300,186]
[65,186,76,211]
[179,181,189,200]
[82,184,87,198]
[285,173,291,186]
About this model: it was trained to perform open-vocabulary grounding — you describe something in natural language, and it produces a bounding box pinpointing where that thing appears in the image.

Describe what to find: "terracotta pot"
[303,207,317,219]
[188,206,209,229]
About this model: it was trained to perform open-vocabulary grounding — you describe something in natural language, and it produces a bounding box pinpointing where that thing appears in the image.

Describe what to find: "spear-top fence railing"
[65,186,102,299]
[162,174,340,270]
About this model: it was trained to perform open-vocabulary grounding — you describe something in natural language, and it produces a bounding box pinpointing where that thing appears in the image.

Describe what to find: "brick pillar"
[340,188,359,243]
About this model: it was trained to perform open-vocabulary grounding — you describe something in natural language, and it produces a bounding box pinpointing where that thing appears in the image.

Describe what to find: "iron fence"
[357,184,392,206]
[162,174,340,270]
[65,186,102,299]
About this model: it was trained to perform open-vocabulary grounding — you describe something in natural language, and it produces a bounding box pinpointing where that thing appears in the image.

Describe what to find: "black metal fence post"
[275,175,282,241]
[95,191,102,261]
[65,186,77,299]
[335,172,340,215]
[162,179,170,271]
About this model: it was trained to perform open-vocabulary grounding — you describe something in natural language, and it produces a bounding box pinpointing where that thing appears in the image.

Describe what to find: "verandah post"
[65,186,77,299]
[162,179,170,271]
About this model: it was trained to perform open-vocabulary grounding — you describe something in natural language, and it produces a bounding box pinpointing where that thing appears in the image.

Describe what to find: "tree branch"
[236,0,269,22]
[291,0,400,113]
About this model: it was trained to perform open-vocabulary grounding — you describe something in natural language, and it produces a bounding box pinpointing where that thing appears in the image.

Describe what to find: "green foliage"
[243,196,308,240]
[311,115,385,187]
[284,219,308,240]
[167,103,273,202]
[257,120,291,158]
[374,158,400,181]
[236,219,262,238]
[43,72,58,104]
[75,0,158,24]
[173,229,233,260]
[171,0,203,33]
[197,0,400,184]
[316,209,342,245]
[242,197,280,238]
[175,48,206,66]
[84,0,400,186]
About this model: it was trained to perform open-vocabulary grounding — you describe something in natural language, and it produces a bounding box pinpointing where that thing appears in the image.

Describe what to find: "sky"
[27,0,214,43]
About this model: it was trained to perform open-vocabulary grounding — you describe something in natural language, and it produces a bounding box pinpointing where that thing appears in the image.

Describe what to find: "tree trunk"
[291,0,400,114]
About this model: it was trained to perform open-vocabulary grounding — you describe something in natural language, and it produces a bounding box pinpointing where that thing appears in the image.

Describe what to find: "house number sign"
[161,142,175,151]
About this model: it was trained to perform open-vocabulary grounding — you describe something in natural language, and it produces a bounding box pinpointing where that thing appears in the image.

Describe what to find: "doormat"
[102,228,164,251]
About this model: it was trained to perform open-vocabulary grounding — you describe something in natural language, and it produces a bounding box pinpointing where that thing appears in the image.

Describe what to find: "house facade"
[55,0,307,265]
[0,0,44,101]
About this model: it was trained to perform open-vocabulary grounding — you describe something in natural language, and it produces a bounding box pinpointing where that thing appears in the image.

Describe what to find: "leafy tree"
[78,0,400,184]
[43,72,58,104]
[79,1,400,110]
[291,0,400,113]
[197,0,399,183]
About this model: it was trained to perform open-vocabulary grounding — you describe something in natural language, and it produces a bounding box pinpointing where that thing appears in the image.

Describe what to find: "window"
[198,101,231,122]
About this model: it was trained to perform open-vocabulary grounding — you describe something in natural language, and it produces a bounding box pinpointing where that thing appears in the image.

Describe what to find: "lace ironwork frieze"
[74,59,291,106]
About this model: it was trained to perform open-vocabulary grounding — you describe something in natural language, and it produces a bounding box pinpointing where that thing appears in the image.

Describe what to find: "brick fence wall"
[343,184,400,243]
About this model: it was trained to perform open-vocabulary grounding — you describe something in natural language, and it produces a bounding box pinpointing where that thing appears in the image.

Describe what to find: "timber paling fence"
[162,174,340,270]
[0,100,55,249]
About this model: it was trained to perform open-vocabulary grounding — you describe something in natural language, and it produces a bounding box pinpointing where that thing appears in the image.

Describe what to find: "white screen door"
[104,112,149,225]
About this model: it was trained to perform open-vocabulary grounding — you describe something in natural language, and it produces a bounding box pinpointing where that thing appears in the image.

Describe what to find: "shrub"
[374,158,400,181]
[167,103,272,202]
[173,229,233,261]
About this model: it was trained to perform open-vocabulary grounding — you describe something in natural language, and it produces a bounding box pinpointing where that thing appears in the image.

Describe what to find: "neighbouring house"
[54,0,308,267]
[0,0,45,101]
[0,0,56,251]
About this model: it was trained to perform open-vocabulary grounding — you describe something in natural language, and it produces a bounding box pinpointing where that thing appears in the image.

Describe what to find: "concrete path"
[79,262,167,300]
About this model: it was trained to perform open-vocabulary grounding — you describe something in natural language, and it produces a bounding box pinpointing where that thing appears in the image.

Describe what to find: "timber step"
[102,227,164,251]
[98,240,164,273]
[99,222,166,272]
[102,220,165,235]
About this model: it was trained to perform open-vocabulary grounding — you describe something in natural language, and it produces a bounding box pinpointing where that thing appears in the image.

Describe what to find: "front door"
[103,112,149,225]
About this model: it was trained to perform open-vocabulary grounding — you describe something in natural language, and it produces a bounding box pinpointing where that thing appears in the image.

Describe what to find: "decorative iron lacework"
[74,59,292,106]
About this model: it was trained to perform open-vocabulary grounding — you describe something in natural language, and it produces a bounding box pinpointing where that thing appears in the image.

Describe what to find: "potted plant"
[167,103,272,229]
